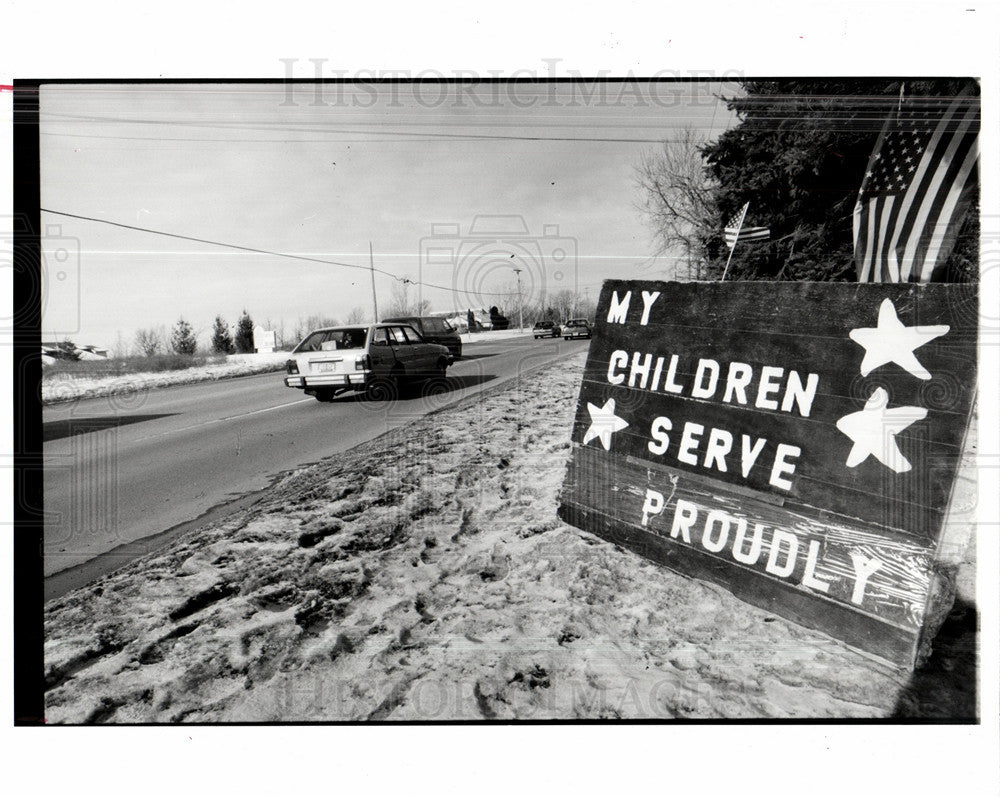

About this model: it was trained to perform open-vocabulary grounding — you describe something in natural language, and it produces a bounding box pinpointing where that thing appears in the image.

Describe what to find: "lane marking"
[42,367,287,408]
[44,344,586,591]
[128,397,314,443]
[214,397,316,422]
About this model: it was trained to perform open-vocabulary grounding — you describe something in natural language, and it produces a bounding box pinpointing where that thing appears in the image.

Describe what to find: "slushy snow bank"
[459,328,533,344]
[41,334,532,406]
[43,352,976,722]
[42,353,290,405]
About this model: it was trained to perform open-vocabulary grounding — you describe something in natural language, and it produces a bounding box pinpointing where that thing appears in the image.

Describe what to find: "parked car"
[381,315,462,359]
[559,318,593,340]
[532,320,561,339]
[284,323,451,402]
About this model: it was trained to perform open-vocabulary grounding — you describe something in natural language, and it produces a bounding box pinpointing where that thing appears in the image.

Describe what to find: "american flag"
[853,95,979,282]
[724,203,770,249]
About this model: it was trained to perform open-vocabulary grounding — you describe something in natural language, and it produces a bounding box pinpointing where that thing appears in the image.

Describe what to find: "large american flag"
[724,203,770,249]
[853,95,979,283]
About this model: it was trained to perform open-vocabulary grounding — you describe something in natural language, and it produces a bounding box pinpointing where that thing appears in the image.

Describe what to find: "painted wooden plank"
[558,280,977,668]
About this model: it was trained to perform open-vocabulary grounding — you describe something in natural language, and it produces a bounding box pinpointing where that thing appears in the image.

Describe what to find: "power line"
[38,208,513,297]
[42,110,731,128]
[38,111,723,144]
[42,208,380,272]
[40,128,686,145]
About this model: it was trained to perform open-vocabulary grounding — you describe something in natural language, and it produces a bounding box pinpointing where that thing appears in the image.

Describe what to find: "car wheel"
[365,375,398,402]
[421,373,450,405]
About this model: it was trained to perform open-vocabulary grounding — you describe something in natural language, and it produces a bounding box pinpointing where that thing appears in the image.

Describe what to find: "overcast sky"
[39,81,739,349]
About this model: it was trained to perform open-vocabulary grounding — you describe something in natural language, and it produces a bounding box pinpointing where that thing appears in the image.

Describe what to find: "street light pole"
[369,242,379,321]
[512,267,523,332]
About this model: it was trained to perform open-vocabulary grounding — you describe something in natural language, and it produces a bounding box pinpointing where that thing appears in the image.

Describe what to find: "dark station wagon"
[381,315,463,360]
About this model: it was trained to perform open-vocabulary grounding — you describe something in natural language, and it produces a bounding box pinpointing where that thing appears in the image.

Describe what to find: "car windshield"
[294,328,368,353]
[567,320,587,326]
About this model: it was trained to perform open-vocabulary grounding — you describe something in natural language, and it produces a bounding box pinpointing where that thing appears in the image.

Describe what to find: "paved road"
[42,335,588,591]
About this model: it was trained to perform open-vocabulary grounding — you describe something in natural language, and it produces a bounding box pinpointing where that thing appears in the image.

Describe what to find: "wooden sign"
[558,280,977,668]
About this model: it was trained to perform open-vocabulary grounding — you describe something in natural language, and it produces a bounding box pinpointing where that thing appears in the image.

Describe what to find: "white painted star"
[835,388,927,473]
[848,298,949,380]
[582,397,629,451]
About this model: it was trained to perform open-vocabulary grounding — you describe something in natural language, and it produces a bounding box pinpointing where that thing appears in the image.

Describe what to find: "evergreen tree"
[235,310,255,353]
[699,79,978,281]
[638,79,979,282]
[211,315,235,354]
[170,317,198,355]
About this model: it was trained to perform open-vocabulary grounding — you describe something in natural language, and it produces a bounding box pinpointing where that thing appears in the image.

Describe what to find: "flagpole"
[721,204,748,282]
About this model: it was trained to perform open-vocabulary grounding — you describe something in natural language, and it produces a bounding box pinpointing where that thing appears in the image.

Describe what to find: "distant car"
[532,320,561,339]
[381,315,462,360]
[284,323,452,402]
[560,318,592,340]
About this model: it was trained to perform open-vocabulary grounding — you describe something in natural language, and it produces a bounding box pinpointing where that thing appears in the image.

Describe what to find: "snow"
[42,351,977,722]
[459,328,533,344]
[41,336,532,406]
[41,353,290,405]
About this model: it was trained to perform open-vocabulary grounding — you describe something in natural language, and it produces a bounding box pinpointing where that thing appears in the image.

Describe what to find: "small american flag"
[853,94,979,283]
[724,203,770,249]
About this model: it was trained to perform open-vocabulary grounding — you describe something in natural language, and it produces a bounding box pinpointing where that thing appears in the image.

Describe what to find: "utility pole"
[512,267,523,332]
[369,242,379,321]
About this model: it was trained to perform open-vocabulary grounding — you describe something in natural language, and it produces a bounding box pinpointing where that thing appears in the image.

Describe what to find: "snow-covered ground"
[43,351,976,722]
[42,333,533,406]
[459,328,533,343]
[42,353,291,405]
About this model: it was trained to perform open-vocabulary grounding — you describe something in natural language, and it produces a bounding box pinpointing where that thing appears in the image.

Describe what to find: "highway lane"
[42,335,589,587]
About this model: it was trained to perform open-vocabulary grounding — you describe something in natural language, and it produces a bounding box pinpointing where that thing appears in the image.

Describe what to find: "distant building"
[426,308,495,333]
[40,342,108,363]
[253,327,276,353]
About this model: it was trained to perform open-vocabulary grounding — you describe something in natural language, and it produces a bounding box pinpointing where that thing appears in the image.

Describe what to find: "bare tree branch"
[634,127,719,278]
